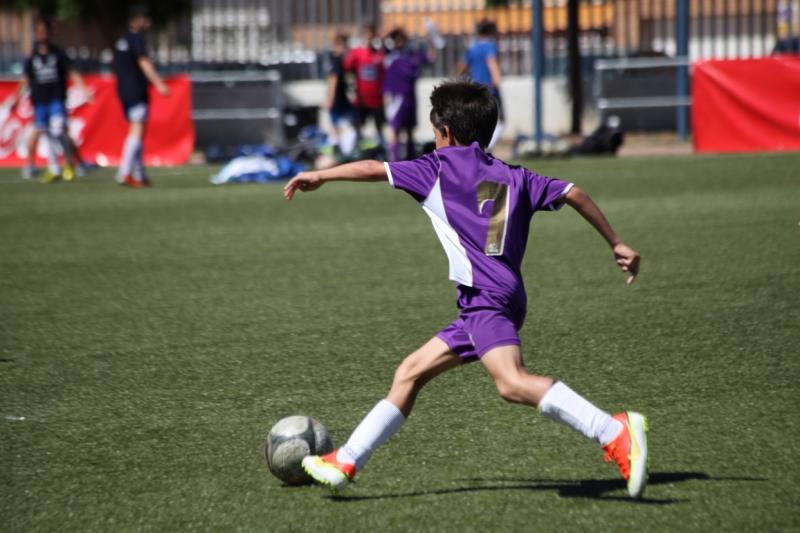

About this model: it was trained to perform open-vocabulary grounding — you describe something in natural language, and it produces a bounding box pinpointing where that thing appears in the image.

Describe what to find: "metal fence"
[2,1,794,78]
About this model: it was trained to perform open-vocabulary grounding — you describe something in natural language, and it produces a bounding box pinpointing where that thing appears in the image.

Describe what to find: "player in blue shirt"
[458,19,504,150]
[285,80,648,498]
[113,4,170,188]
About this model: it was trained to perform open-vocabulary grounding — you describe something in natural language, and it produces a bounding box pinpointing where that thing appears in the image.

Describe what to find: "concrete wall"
[285,75,579,142]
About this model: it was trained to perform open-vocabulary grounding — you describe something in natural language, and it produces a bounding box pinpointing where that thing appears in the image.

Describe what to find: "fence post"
[676,0,690,140]
[532,0,544,145]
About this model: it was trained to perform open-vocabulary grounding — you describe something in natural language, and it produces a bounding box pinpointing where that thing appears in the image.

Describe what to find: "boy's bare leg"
[302,336,460,490]
[387,336,462,416]
[481,344,621,442]
[480,344,648,497]
[480,345,553,406]
[340,336,460,468]
[23,129,41,179]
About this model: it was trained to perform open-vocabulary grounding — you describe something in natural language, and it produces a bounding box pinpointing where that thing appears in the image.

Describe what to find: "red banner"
[0,74,193,167]
[693,57,800,153]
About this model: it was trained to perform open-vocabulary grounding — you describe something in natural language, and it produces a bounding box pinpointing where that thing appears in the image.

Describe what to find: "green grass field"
[2,153,799,531]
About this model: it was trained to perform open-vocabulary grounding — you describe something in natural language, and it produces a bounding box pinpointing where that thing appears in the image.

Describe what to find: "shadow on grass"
[0,358,12,363]
[328,472,766,505]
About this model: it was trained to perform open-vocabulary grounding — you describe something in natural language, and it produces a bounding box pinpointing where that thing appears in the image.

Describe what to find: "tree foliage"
[2,0,190,27]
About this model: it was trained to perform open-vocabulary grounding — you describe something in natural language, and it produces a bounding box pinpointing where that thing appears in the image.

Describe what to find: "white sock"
[59,133,73,163]
[132,143,145,180]
[538,381,623,446]
[337,399,405,470]
[43,133,60,174]
[118,134,141,181]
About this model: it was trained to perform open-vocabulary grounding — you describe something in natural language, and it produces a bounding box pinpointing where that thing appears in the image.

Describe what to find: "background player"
[8,18,89,183]
[324,33,357,159]
[383,27,433,161]
[284,80,648,498]
[113,4,170,188]
[344,23,386,154]
[458,19,505,150]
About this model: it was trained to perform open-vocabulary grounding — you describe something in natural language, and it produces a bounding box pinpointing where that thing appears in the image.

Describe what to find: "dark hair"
[129,3,150,19]
[388,27,408,43]
[429,80,498,149]
[34,17,52,31]
[476,19,498,37]
[333,33,349,45]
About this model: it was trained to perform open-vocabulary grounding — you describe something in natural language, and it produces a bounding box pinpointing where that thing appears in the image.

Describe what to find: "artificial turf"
[1,153,798,531]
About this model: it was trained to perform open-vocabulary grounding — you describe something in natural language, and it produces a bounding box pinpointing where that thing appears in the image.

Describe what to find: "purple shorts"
[437,285,527,363]
[385,93,417,130]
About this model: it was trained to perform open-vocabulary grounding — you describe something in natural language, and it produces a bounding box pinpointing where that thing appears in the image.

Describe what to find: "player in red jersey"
[344,23,386,151]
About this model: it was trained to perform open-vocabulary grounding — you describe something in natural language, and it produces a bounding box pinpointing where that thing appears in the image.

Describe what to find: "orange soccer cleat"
[603,411,649,498]
[301,450,356,493]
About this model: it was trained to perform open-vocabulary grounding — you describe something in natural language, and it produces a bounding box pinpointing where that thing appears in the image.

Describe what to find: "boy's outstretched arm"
[283,160,387,200]
[564,186,641,285]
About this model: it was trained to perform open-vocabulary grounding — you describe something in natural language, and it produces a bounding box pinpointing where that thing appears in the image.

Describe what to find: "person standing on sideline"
[113,4,170,188]
[458,19,504,150]
[8,18,89,183]
[344,23,386,153]
[383,27,434,161]
[324,33,357,158]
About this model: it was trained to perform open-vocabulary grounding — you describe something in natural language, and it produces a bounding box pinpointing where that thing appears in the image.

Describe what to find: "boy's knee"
[393,357,420,386]
[494,377,523,404]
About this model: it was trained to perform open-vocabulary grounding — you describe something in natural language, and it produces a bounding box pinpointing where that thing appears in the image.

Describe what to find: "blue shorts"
[329,103,355,126]
[437,285,527,363]
[34,100,66,131]
[122,101,148,123]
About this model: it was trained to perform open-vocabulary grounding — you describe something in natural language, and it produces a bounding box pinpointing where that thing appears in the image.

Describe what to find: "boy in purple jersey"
[284,80,648,498]
[383,28,432,161]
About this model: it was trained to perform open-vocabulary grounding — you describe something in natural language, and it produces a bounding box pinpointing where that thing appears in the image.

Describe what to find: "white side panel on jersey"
[548,182,575,211]
[384,162,395,187]
[421,179,473,286]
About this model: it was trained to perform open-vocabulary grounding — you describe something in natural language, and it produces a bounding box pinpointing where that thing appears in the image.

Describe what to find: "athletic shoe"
[39,170,60,184]
[62,163,75,182]
[301,450,356,493]
[119,175,145,189]
[22,166,39,180]
[603,411,648,498]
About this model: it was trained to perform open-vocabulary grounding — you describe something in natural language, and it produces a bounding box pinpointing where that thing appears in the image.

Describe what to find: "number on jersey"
[477,181,509,256]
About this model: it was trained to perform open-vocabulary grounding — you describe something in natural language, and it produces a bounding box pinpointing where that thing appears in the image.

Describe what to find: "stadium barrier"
[692,56,800,153]
[0,75,193,167]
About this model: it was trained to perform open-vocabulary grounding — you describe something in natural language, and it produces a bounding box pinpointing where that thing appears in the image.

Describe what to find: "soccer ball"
[264,415,334,485]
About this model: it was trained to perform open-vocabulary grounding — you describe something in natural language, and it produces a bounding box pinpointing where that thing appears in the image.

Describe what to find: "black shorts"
[355,106,386,129]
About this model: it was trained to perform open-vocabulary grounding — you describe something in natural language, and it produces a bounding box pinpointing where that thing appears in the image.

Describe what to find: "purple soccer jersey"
[386,142,573,361]
[383,49,428,130]
[385,142,573,296]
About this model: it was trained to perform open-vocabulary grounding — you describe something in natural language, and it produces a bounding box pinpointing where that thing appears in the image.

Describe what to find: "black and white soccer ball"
[264,415,334,485]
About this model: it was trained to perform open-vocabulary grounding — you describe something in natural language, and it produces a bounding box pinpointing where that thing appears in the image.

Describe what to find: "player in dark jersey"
[8,18,89,183]
[325,33,357,158]
[113,4,170,188]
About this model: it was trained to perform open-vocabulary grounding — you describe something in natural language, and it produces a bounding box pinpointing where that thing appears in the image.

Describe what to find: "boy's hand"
[613,242,640,285]
[284,172,323,200]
